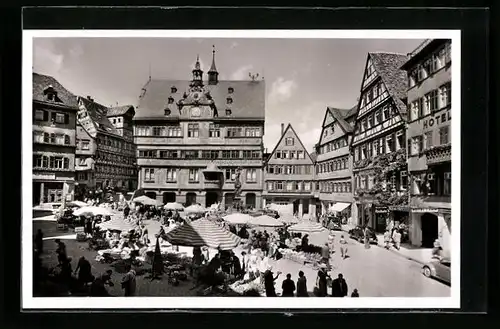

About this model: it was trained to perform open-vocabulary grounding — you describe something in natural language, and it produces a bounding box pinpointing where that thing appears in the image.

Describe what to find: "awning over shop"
[330,202,351,212]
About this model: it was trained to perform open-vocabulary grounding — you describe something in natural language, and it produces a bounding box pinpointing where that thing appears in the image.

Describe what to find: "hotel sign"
[375,207,389,214]
[422,110,451,129]
[412,208,439,213]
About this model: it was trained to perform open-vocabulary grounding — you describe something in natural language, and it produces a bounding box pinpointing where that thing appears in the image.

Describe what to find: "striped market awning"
[164,219,241,250]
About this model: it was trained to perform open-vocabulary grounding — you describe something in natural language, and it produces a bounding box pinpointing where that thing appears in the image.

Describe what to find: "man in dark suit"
[331,273,348,297]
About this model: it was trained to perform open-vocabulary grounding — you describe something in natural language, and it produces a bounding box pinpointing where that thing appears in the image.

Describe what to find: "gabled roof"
[327,105,358,134]
[78,97,120,136]
[32,73,78,108]
[267,123,314,164]
[106,105,135,117]
[368,52,409,119]
[135,79,265,119]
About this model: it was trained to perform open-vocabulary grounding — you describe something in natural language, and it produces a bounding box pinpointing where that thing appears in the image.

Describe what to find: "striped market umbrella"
[164,218,241,250]
[97,217,138,232]
[249,215,285,227]
[288,221,326,233]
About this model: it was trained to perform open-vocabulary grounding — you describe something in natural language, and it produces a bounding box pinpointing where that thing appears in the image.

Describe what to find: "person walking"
[383,230,391,249]
[331,273,348,297]
[339,235,348,259]
[121,264,137,296]
[321,242,330,268]
[363,226,371,249]
[351,288,360,297]
[263,267,281,297]
[296,271,308,297]
[74,256,94,286]
[281,273,296,297]
[393,229,401,250]
[315,264,329,297]
[54,239,67,265]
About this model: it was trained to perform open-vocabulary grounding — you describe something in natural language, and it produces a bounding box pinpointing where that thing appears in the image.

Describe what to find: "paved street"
[269,232,451,297]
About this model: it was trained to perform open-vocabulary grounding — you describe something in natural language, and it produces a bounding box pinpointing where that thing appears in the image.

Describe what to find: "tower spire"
[208,45,219,85]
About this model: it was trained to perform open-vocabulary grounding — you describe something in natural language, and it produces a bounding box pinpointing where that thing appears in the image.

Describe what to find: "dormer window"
[225,109,232,116]
[164,109,171,116]
[228,87,234,94]
[168,97,174,104]
[43,85,58,102]
[226,97,233,105]
[171,86,177,93]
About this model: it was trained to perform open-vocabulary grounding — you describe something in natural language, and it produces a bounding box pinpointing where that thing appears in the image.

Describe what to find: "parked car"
[422,258,451,284]
[348,226,378,244]
[328,218,342,231]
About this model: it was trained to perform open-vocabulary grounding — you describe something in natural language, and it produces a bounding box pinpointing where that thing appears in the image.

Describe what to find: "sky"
[33,37,423,153]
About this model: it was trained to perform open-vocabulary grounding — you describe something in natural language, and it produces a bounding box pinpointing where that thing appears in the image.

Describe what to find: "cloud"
[268,77,298,103]
[230,64,253,80]
[33,39,64,75]
[230,42,239,49]
[69,44,84,58]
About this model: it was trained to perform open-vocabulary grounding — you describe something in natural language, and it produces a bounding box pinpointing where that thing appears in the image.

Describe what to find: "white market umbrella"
[73,206,113,217]
[288,221,326,233]
[184,204,207,214]
[249,215,285,228]
[164,202,184,211]
[223,213,252,225]
[67,200,88,208]
[133,195,160,206]
[278,213,300,225]
[97,217,138,232]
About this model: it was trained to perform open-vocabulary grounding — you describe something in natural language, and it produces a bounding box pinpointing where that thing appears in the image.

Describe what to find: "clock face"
[191,107,201,117]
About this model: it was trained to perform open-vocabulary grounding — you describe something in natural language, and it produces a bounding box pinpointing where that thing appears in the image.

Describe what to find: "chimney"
[281,123,284,135]
[86,95,94,102]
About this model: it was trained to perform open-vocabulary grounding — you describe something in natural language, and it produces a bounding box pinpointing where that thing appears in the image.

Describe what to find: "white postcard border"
[23,29,461,309]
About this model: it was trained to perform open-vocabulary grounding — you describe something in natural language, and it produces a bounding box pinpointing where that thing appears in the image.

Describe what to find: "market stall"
[164,202,184,211]
[222,213,252,225]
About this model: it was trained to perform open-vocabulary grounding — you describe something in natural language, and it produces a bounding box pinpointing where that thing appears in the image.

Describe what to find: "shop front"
[410,207,451,251]
[374,206,389,233]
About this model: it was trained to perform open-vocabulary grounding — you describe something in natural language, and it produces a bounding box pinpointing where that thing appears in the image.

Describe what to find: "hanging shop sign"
[375,207,389,214]
[411,208,439,213]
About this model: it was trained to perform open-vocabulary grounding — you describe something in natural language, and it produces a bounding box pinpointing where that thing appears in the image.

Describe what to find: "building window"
[297,150,304,159]
[439,83,451,108]
[139,150,156,158]
[64,135,70,145]
[188,124,199,137]
[184,150,198,159]
[424,131,433,149]
[396,131,405,151]
[410,136,423,155]
[362,119,368,131]
[410,100,420,121]
[167,126,181,137]
[189,168,199,182]
[245,128,260,137]
[144,168,155,182]
[375,110,382,124]
[35,109,46,121]
[382,105,390,120]
[81,140,90,150]
[153,126,164,136]
[425,90,439,113]
[33,131,44,143]
[246,169,257,182]
[210,150,219,159]
[368,114,374,128]
[386,135,395,153]
[54,113,66,124]
[225,168,236,181]
[227,127,242,137]
[400,171,408,190]
[275,182,283,190]
[209,124,221,137]
[445,43,451,63]
[165,168,177,182]
[444,172,451,195]
[285,137,294,146]
[409,69,418,88]
[439,126,450,145]
[426,173,436,195]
